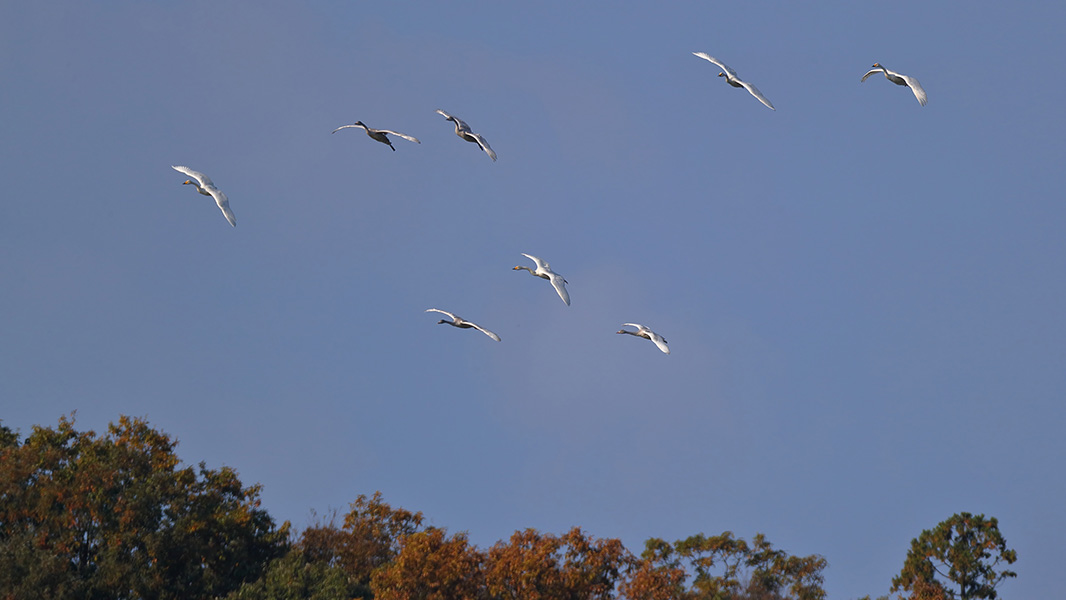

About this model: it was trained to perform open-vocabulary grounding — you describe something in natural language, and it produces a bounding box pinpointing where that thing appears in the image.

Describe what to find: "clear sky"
[2,2,1064,598]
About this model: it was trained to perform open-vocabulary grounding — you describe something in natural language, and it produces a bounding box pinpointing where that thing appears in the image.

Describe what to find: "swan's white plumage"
[692,52,775,111]
[515,253,570,306]
[332,121,421,148]
[861,63,927,106]
[436,109,497,161]
[426,308,501,342]
[172,165,236,227]
[617,323,670,354]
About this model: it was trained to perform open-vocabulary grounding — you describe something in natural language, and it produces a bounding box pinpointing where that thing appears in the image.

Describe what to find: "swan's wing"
[470,322,501,342]
[331,124,365,134]
[739,81,775,110]
[901,74,928,106]
[692,52,737,79]
[621,323,645,331]
[549,273,570,306]
[425,308,458,321]
[377,130,421,144]
[521,253,549,270]
[210,189,236,227]
[172,165,212,187]
[860,68,881,83]
[437,109,470,131]
[470,132,497,161]
[648,331,670,354]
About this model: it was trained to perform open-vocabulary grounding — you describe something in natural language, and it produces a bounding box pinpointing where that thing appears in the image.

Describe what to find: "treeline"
[0,416,1016,600]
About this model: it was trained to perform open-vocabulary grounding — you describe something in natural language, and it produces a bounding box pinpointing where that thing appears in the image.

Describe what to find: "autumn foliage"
[0,415,285,600]
[1,416,1016,600]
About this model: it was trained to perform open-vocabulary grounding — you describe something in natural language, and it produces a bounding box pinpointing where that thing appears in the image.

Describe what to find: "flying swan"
[426,309,501,341]
[861,63,927,106]
[331,121,421,150]
[692,52,776,111]
[617,323,670,354]
[172,165,236,227]
[436,109,497,161]
[513,253,570,306]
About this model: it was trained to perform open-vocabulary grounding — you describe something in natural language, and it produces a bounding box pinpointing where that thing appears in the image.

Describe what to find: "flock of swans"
[173,54,927,355]
[434,252,669,354]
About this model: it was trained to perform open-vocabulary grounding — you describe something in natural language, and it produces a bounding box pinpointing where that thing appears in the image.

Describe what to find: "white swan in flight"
[331,121,421,150]
[426,309,501,341]
[861,63,927,106]
[513,253,570,306]
[692,52,775,111]
[617,323,670,354]
[436,109,497,161]
[172,165,236,227]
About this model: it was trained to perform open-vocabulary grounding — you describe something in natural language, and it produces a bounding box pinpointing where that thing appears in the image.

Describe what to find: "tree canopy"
[1,416,1018,600]
[0,415,287,600]
[890,513,1017,600]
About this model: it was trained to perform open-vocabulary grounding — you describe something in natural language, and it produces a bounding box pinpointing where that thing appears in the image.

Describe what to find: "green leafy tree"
[0,415,286,600]
[0,423,17,449]
[891,513,1017,600]
[223,548,353,600]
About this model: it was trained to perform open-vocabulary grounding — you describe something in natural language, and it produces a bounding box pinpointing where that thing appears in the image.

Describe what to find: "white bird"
[426,308,501,342]
[861,63,927,106]
[617,323,670,354]
[436,109,497,161]
[692,52,776,111]
[172,165,236,227]
[331,121,421,150]
[513,253,570,306]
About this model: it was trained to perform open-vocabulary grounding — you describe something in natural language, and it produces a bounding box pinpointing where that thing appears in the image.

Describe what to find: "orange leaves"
[2,416,834,600]
[370,528,483,600]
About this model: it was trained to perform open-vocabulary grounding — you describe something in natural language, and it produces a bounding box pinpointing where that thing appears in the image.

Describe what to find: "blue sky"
[2,2,1064,597]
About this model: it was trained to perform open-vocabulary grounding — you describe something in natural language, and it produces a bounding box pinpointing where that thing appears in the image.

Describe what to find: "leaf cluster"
[890,512,1017,600]
[0,415,286,600]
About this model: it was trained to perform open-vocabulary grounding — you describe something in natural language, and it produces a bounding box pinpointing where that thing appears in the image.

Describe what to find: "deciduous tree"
[0,415,286,600]
[223,548,353,600]
[618,538,688,600]
[890,513,1016,600]
[630,531,827,600]
[484,527,629,600]
[369,527,484,600]
[298,491,424,595]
